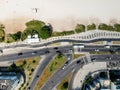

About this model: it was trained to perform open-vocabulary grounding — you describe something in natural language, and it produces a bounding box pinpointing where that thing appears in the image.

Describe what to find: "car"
[109,49,115,53]
[91,58,96,62]
[104,45,110,49]
[68,56,71,60]
[65,61,69,65]
[36,75,39,78]
[62,66,66,70]
[28,87,31,89]
[77,60,81,64]
[95,49,99,52]
[18,52,23,55]
[56,50,61,53]
[106,57,111,60]
[32,51,37,55]
[45,51,50,54]
[69,49,73,53]
[53,47,58,49]
[0,50,3,53]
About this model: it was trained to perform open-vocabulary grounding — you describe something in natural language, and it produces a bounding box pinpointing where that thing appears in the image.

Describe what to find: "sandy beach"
[0,0,120,33]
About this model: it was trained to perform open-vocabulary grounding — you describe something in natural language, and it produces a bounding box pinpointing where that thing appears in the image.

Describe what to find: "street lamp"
[31,8,39,20]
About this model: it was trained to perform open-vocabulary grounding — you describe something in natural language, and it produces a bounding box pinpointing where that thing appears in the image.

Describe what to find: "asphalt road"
[0,45,120,62]
[0,45,120,90]
[28,52,56,90]
[41,54,120,90]
[0,45,72,62]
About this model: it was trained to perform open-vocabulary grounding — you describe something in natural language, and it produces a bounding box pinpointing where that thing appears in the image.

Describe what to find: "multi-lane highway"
[41,54,120,90]
[0,45,120,90]
[28,52,56,90]
[0,45,120,62]
[0,45,71,62]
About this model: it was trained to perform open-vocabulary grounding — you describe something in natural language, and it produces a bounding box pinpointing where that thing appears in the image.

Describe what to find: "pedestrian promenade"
[72,62,107,89]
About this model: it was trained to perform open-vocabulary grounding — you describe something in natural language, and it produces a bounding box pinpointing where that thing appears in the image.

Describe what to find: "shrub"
[75,24,85,33]
[87,23,96,30]
[98,23,114,30]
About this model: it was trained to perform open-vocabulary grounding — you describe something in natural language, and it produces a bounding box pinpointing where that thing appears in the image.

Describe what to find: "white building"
[26,34,39,44]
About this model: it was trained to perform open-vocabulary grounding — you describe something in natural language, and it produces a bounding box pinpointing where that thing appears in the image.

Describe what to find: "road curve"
[28,52,57,90]
[41,54,120,90]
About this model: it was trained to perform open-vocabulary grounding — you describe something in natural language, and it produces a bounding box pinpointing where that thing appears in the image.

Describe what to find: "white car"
[68,56,71,60]
[62,66,66,70]
[32,51,37,55]
[95,49,99,52]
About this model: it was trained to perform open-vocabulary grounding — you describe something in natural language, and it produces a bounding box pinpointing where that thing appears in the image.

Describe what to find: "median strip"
[35,54,66,90]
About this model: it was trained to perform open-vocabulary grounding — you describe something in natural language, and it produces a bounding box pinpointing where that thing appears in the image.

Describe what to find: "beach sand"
[0,0,120,33]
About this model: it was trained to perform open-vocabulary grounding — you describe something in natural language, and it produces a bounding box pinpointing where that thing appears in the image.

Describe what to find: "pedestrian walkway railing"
[0,30,120,49]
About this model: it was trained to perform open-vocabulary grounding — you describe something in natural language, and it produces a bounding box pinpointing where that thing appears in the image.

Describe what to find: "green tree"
[75,24,85,33]
[11,31,22,41]
[23,20,53,39]
[114,24,120,32]
[98,23,114,30]
[61,82,68,90]
[25,20,45,28]
[40,25,52,39]
[8,62,17,71]
[0,24,5,42]
[87,23,96,30]
[21,32,27,41]
[31,68,34,72]
[32,60,36,63]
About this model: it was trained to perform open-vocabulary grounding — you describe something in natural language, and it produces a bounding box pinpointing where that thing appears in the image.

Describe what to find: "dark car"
[91,58,96,62]
[28,87,31,90]
[56,50,61,53]
[0,50,3,53]
[45,51,50,54]
[106,57,111,60]
[77,60,81,64]
[53,47,58,49]
[18,52,23,55]
[65,61,69,65]
[36,75,39,78]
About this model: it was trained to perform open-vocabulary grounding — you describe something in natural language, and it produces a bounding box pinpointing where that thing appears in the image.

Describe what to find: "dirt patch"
[2,16,32,34]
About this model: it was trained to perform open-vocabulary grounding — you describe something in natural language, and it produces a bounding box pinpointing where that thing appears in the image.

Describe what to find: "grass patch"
[113,41,120,44]
[57,73,72,90]
[73,54,85,59]
[90,52,113,54]
[35,54,67,90]
[49,42,61,46]
[15,57,41,90]
[52,30,75,36]
[93,41,103,44]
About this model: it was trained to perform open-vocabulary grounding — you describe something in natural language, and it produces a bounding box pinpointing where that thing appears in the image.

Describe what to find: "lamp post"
[31,8,39,20]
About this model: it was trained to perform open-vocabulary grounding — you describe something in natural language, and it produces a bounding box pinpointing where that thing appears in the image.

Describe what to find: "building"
[26,34,39,44]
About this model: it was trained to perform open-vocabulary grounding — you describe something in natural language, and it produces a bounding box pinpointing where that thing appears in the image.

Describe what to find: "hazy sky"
[0,0,120,32]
